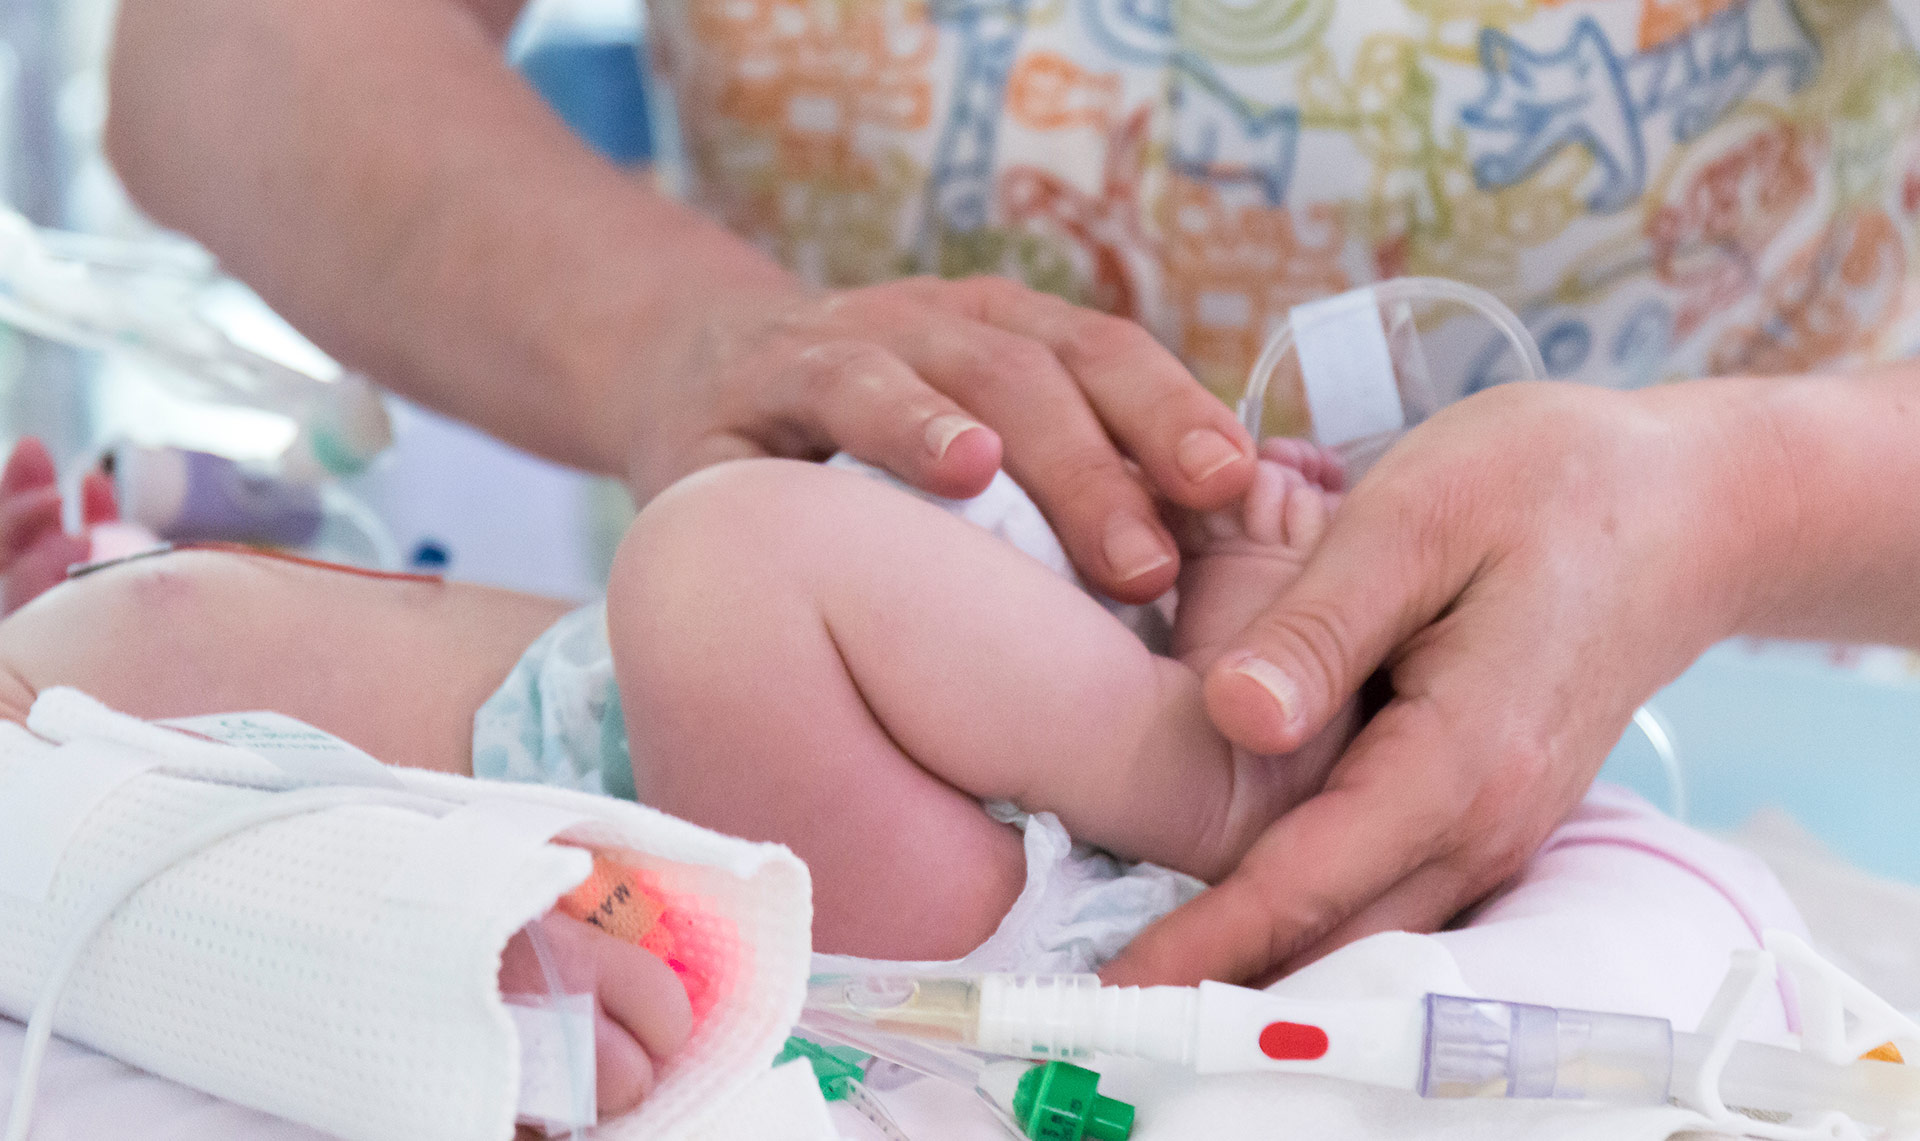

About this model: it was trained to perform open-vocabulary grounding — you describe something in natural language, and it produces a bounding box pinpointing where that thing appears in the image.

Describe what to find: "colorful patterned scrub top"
[644,0,1920,404]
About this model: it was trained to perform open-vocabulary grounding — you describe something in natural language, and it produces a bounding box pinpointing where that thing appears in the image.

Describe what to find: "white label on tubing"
[1290,287,1405,448]
[0,740,159,901]
[508,995,599,1128]
[160,710,406,790]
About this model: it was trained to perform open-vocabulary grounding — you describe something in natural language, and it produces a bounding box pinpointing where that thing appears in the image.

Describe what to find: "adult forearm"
[106,0,795,476]
[1729,362,1920,647]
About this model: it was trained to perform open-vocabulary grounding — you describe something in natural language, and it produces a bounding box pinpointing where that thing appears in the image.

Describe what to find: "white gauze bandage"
[0,688,811,1141]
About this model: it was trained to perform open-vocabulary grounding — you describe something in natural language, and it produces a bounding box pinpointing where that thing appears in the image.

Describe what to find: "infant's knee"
[617,459,804,592]
[608,460,829,689]
[610,458,861,608]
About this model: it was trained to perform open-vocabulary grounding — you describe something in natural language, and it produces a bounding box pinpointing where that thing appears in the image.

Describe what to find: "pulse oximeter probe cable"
[802,972,1920,1135]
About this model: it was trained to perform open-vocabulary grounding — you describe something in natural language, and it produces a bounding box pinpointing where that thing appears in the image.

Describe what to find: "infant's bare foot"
[497,912,693,1122]
[1171,440,1341,667]
[1171,440,1360,878]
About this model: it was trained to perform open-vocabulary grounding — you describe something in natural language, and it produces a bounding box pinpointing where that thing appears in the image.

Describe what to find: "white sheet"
[1,812,1902,1141]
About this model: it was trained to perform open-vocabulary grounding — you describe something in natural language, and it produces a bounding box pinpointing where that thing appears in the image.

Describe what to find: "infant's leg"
[607,459,1243,960]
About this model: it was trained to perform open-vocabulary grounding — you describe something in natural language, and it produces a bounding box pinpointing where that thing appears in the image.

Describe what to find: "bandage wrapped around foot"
[0,688,811,1141]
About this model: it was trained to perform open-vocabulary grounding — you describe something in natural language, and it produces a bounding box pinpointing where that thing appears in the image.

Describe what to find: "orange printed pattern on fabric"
[695,0,934,187]
[1007,51,1122,130]
[647,0,1920,394]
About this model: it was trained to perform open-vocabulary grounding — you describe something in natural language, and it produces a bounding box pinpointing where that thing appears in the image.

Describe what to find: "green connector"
[775,1036,871,1102]
[1012,1061,1135,1141]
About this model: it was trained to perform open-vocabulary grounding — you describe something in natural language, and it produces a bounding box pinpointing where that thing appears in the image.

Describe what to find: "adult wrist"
[1716,361,1920,646]
[523,184,805,476]
[1627,376,1805,650]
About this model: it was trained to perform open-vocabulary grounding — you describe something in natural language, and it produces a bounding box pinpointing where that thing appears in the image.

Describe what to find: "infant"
[0,436,1802,1127]
[0,434,1355,1116]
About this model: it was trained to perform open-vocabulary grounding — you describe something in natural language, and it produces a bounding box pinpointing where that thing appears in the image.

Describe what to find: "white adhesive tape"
[508,995,599,1129]
[1290,287,1406,448]
[161,711,405,790]
[0,740,159,901]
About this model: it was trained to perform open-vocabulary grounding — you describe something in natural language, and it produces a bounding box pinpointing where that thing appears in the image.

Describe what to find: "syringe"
[803,974,1920,1130]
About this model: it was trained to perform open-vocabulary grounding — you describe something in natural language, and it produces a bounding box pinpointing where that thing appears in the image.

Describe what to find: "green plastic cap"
[1011,1061,1135,1141]
[774,1036,869,1102]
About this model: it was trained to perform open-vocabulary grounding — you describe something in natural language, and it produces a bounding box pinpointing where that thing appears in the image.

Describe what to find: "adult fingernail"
[1226,654,1300,731]
[1103,514,1174,582]
[924,413,985,460]
[1176,428,1244,484]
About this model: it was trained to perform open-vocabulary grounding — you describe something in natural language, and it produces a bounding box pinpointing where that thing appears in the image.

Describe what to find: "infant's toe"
[1256,437,1345,491]
[1279,478,1331,551]
[1237,460,1292,546]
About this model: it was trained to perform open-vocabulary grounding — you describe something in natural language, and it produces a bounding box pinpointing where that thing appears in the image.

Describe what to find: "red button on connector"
[1258,1021,1330,1060]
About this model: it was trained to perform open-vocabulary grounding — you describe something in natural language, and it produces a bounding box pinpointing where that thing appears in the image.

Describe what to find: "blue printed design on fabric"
[1081,0,1304,204]
[923,0,1030,245]
[1464,0,1816,212]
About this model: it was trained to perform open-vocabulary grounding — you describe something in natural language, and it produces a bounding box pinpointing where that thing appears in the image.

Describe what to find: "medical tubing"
[1629,704,1687,822]
[3,786,451,1141]
[522,920,593,1140]
[1237,276,1549,443]
[316,484,403,571]
[1418,995,1673,1104]
[1672,1031,1920,1130]
[173,542,444,584]
[976,976,1197,1064]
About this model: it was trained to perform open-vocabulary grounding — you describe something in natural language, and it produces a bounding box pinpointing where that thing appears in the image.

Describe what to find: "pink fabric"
[1437,783,1807,1044]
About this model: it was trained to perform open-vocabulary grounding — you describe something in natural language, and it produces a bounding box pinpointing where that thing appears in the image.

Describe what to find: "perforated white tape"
[0,740,159,901]
[383,798,591,908]
[508,995,598,1129]
[1290,287,1405,448]
[160,711,404,790]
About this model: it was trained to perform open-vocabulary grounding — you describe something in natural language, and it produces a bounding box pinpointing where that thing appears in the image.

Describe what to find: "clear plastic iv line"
[520,921,594,1141]
[1236,276,1547,450]
[0,206,392,479]
[803,973,1920,1132]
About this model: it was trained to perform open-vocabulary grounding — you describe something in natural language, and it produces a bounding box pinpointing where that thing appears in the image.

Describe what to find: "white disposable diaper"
[0,688,811,1141]
[814,807,1202,978]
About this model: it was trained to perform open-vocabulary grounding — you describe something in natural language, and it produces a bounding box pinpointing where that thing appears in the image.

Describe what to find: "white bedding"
[6,810,1898,1141]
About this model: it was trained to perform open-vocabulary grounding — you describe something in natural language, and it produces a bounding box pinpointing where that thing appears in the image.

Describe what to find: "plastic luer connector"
[1419,995,1672,1104]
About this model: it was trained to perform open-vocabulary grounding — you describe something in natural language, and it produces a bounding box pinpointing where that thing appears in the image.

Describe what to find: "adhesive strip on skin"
[161,711,405,790]
[0,740,159,901]
[1289,287,1405,448]
[383,798,593,908]
[508,997,598,1129]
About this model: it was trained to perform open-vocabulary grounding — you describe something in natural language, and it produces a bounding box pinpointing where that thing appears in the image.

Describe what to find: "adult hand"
[1104,379,1791,984]
[626,275,1256,603]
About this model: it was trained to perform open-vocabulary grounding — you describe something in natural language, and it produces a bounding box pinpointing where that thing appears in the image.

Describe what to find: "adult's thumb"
[1203,502,1454,754]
